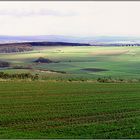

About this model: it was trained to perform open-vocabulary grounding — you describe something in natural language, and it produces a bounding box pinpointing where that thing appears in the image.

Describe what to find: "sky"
[0,1,140,37]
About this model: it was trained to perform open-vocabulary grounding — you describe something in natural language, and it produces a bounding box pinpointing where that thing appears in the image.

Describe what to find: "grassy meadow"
[0,46,140,80]
[0,46,140,138]
[0,81,140,138]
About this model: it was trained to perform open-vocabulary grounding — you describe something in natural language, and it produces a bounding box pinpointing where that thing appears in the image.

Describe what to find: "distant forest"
[0,41,140,53]
[0,42,90,53]
[0,43,33,53]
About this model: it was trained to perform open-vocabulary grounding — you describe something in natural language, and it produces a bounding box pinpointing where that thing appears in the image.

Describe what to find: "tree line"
[0,72,39,80]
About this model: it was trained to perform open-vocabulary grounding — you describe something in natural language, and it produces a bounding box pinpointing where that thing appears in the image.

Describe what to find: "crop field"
[1,46,140,80]
[0,81,140,138]
[1,46,140,138]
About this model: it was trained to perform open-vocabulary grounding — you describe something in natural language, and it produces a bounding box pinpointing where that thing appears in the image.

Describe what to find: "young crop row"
[0,81,140,138]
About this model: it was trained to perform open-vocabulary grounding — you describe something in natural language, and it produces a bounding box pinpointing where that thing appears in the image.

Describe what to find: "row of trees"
[0,61,10,67]
[97,77,140,83]
[0,72,39,80]
[0,72,139,82]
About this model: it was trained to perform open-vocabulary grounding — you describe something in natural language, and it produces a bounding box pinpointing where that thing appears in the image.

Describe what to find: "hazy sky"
[0,1,140,36]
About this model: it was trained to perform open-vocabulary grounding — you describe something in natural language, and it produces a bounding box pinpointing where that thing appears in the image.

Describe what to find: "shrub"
[0,72,39,80]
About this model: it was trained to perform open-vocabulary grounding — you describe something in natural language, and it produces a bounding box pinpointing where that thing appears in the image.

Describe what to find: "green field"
[0,46,140,138]
[0,81,140,138]
[1,46,140,80]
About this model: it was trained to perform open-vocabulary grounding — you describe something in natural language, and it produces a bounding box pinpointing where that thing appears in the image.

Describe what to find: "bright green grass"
[0,81,140,138]
[1,46,140,80]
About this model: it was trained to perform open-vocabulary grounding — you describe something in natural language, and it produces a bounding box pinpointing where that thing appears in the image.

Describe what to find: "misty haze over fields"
[0,2,140,40]
[0,35,140,45]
